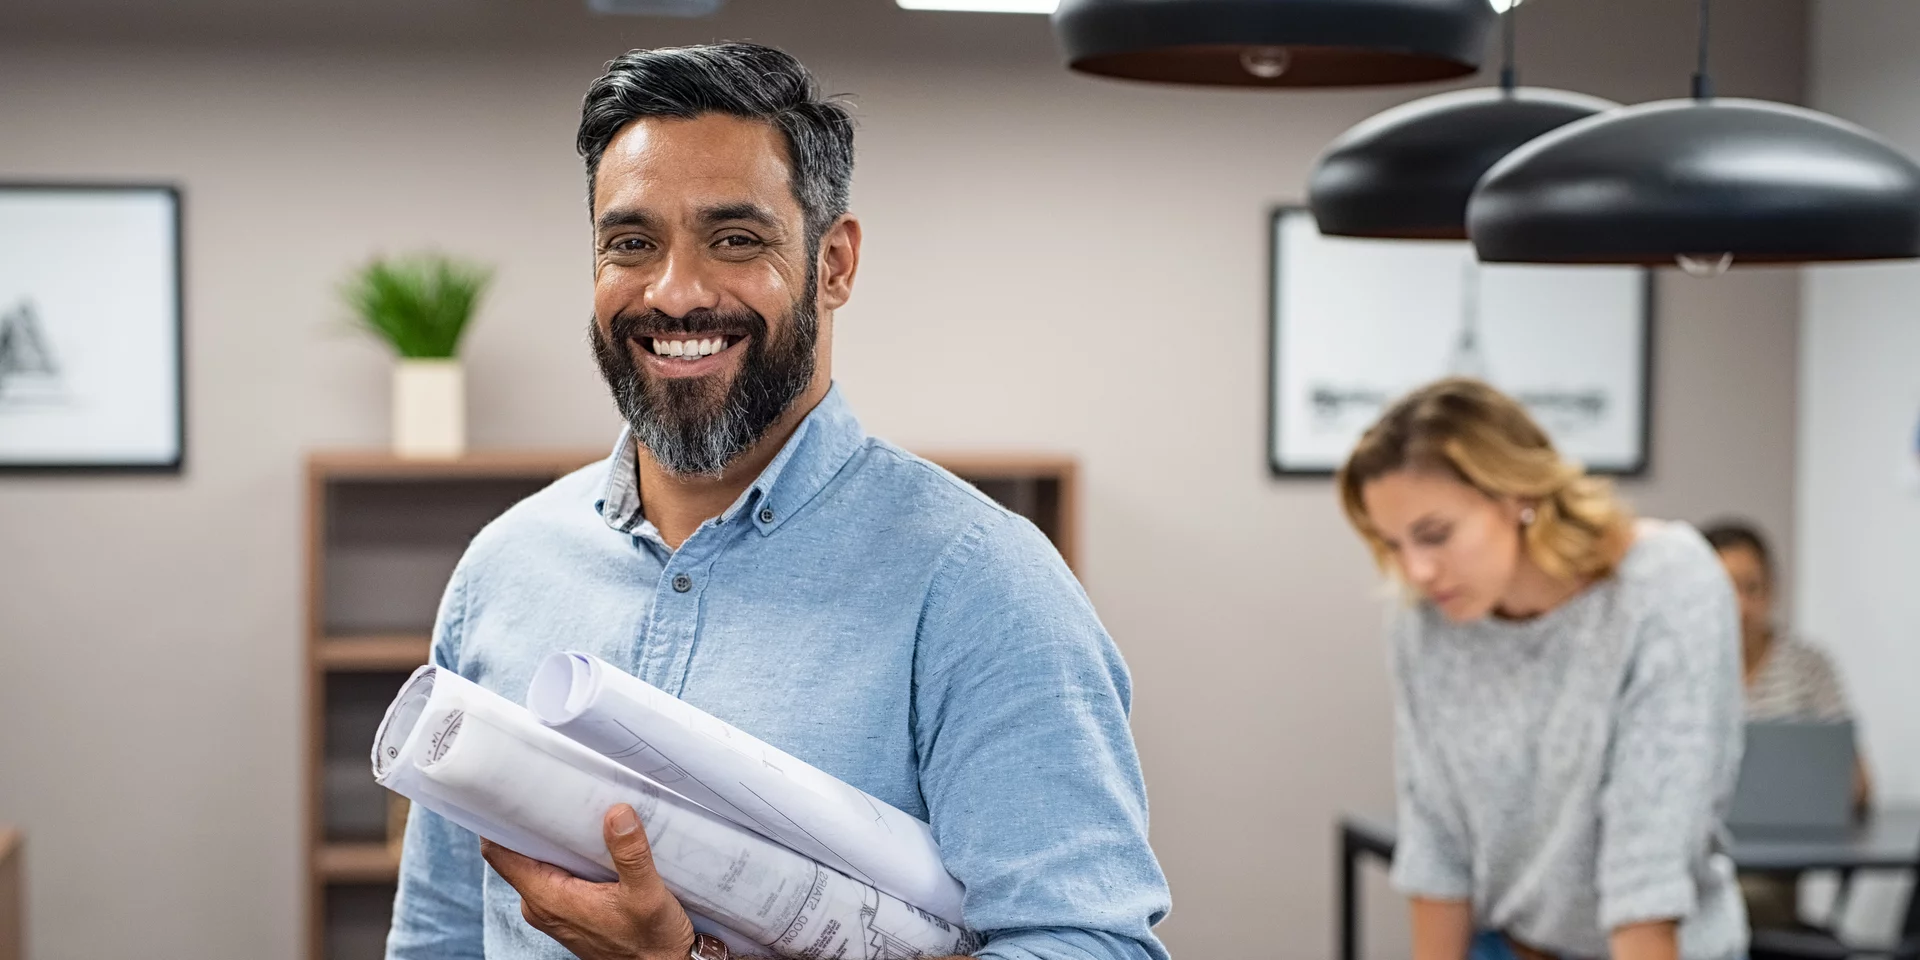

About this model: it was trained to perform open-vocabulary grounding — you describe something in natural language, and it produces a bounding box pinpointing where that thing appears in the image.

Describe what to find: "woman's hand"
[1855,755,1874,817]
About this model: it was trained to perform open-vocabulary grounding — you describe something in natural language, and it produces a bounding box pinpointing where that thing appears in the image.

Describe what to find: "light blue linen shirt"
[384,385,1171,960]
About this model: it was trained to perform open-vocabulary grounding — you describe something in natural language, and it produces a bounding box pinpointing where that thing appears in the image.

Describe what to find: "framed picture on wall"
[1267,206,1653,477]
[0,184,184,473]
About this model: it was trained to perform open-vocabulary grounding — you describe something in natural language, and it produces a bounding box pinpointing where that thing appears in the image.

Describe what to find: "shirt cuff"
[1389,839,1473,901]
[1601,872,1698,930]
[974,926,1163,960]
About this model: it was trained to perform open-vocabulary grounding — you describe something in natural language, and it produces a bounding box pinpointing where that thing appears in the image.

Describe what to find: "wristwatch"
[689,932,731,960]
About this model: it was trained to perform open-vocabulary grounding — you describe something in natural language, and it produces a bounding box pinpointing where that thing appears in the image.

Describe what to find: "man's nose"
[645,246,722,318]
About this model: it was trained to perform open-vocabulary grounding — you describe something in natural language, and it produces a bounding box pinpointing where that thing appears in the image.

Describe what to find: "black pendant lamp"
[1307,4,1616,239]
[1469,0,1920,269]
[1052,0,1499,88]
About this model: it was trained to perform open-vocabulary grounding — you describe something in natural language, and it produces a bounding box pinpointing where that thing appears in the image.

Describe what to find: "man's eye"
[610,237,651,253]
[716,235,760,249]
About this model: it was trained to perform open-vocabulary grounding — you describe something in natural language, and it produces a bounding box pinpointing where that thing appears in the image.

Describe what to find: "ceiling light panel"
[897,0,1059,12]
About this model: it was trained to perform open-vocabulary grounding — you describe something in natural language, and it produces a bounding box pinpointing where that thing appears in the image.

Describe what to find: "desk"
[1337,810,1920,960]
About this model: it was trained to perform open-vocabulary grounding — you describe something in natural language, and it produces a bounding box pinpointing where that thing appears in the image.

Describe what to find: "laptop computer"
[1727,720,1857,835]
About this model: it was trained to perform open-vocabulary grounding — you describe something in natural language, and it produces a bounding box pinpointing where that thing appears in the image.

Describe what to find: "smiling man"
[382,43,1171,960]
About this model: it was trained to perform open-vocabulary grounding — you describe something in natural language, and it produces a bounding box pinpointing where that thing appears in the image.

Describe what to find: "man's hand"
[482,804,697,960]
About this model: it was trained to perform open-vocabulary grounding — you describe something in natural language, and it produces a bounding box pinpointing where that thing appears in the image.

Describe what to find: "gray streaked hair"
[577,42,856,243]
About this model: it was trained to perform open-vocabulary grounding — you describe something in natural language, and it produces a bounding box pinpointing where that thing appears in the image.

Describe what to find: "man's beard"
[590,289,818,478]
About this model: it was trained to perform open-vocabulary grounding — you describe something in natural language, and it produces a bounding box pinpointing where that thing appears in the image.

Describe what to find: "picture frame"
[1266,206,1653,478]
[0,183,185,473]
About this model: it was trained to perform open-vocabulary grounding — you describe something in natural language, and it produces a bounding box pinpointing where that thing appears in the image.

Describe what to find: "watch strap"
[690,932,731,960]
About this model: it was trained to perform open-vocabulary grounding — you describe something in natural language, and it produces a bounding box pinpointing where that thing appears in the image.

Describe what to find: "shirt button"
[672,574,693,593]
[758,507,775,523]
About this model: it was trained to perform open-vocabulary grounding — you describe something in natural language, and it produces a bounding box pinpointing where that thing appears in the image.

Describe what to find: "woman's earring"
[1519,506,1537,526]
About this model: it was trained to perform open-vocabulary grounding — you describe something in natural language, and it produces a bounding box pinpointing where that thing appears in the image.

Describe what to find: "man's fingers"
[481,840,543,884]
[482,840,616,942]
[481,840,581,905]
[603,804,663,889]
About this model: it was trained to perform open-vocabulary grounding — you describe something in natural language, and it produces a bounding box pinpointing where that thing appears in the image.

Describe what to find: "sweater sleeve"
[1596,554,1743,930]
[1387,615,1474,901]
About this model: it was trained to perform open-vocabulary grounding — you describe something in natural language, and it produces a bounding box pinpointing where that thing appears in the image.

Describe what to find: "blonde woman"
[1338,379,1748,960]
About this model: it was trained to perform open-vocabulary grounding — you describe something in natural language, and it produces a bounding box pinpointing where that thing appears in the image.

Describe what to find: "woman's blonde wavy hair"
[1336,378,1635,584]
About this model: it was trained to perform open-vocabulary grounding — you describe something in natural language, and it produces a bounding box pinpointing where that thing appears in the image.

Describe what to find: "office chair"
[1749,860,1920,960]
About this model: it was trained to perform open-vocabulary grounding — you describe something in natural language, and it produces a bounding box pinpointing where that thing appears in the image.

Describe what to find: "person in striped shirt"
[1702,519,1871,931]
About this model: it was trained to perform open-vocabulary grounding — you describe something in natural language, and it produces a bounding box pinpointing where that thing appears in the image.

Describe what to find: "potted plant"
[342,254,492,459]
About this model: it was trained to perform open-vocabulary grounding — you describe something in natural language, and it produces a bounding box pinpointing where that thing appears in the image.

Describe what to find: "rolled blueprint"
[372,666,976,960]
[527,652,966,926]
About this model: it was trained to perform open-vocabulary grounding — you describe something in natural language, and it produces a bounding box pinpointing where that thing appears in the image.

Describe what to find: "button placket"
[654,527,727,695]
[630,547,673,686]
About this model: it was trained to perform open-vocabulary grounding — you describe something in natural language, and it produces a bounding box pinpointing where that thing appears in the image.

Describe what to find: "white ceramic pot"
[392,359,466,459]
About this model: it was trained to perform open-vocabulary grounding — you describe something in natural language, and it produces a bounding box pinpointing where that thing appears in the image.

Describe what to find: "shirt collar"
[594,429,648,535]
[594,384,866,539]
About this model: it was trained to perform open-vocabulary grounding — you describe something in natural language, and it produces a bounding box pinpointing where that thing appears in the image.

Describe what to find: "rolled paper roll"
[372,666,975,960]
[528,651,966,925]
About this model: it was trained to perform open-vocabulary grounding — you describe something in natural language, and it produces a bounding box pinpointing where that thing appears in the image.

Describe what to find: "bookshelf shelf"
[304,450,601,960]
[305,449,610,481]
[317,842,401,884]
[318,635,432,672]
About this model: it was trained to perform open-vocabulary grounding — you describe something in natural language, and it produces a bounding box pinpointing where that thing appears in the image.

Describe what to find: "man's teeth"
[650,337,732,358]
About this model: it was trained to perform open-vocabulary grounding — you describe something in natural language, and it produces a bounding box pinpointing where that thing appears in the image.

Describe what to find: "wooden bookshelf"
[0,827,20,960]
[302,447,1079,960]
[304,450,603,960]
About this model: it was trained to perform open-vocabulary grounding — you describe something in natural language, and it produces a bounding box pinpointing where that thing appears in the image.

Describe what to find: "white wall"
[1800,0,1920,937]
[0,1,1806,957]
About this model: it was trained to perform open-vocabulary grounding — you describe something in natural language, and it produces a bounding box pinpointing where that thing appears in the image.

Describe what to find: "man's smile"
[632,333,749,378]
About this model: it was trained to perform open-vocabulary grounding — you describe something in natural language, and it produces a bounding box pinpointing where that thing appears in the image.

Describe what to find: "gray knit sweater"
[1388,521,1748,960]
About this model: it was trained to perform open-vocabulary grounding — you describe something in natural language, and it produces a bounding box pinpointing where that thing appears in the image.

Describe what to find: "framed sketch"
[1267,206,1652,477]
[0,184,184,472]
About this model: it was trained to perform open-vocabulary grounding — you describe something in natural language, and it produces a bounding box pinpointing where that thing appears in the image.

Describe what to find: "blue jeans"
[1470,932,1522,960]
[1469,931,1749,960]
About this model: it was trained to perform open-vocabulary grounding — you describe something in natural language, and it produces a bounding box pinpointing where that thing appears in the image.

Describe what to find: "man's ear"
[816,214,862,312]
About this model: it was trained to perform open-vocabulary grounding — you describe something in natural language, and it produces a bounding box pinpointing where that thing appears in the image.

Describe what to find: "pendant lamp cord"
[1499,2,1517,92]
[1692,0,1714,99]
